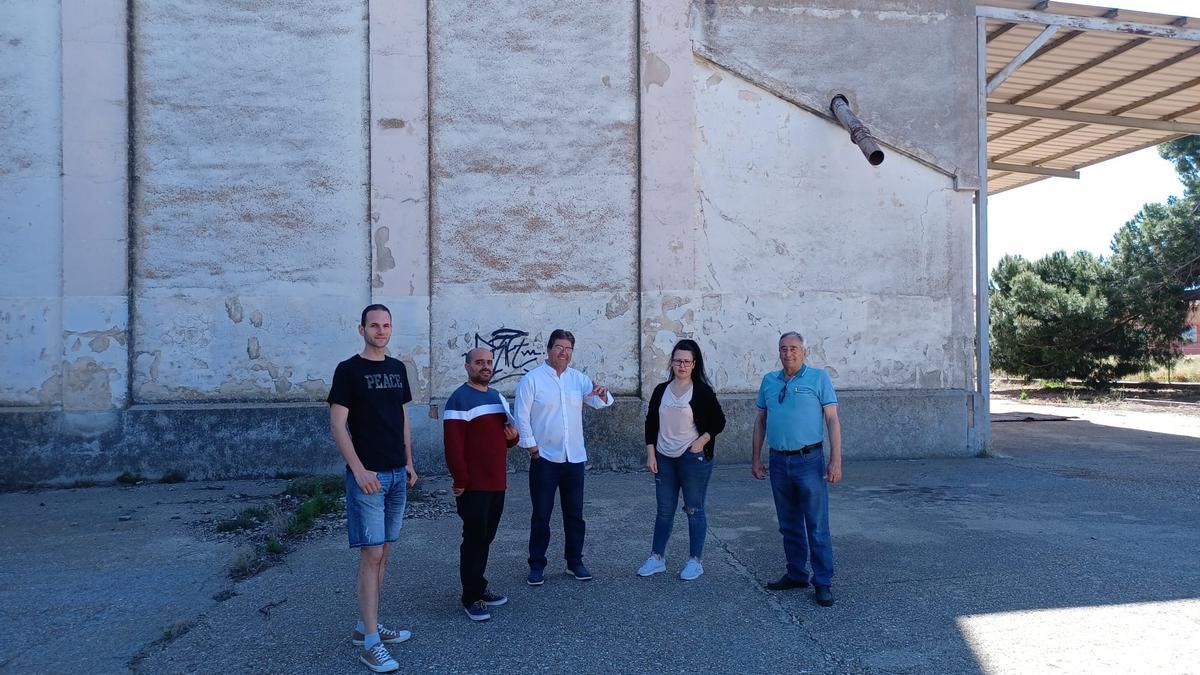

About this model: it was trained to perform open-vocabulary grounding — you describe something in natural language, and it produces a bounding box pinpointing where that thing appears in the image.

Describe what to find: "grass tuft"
[214,505,277,533]
[282,474,343,500]
[116,471,145,486]
[285,492,339,536]
[159,469,187,484]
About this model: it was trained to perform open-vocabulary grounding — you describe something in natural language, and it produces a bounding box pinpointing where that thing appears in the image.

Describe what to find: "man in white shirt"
[514,328,613,585]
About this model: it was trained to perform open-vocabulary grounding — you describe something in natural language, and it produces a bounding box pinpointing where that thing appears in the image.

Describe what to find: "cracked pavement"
[2,402,1198,673]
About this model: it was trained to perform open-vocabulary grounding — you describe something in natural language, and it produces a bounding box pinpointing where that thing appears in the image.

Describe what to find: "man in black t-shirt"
[328,304,418,674]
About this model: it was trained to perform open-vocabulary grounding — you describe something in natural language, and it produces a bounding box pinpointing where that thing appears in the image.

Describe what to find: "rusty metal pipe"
[829,94,884,166]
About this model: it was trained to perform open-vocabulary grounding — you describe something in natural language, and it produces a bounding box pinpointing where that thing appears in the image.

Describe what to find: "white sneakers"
[637,554,667,576]
[679,559,704,580]
[638,555,704,580]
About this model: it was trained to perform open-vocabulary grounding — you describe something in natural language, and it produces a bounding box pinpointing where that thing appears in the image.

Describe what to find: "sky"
[986,0,1194,271]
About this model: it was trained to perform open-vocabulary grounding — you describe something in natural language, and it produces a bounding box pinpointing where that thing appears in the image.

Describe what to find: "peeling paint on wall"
[130,0,369,402]
[374,226,396,273]
[429,1,639,397]
[643,51,671,90]
[1,3,63,406]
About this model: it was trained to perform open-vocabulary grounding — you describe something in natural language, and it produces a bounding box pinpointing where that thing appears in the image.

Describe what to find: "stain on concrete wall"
[130,0,370,401]
[693,0,979,185]
[0,1,63,405]
[675,60,973,392]
[428,1,639,396]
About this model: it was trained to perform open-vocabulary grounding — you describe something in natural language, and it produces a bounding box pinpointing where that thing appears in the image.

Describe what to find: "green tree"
[990,136,1200,383]
[1159,136,1200,190]
[990,252,1142,383]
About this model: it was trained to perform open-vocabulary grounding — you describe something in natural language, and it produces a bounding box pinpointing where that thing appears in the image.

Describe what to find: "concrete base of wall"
[0,389,983,487]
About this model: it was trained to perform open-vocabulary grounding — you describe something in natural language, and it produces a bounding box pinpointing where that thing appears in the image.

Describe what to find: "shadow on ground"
[1,409,1197,673]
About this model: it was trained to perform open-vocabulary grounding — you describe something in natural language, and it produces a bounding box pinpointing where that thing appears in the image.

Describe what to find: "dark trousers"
[527,458,586,570]
[457,490,505,607]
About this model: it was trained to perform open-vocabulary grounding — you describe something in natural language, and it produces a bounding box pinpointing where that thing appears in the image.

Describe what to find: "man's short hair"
[360,303,391,326]
[779,331,805,345]
[546,328,575,350]
[464,347,492,364]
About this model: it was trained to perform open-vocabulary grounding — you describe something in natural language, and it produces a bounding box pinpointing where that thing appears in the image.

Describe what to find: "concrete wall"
[692,0,980,187]
[687,59,974,392]
[0,0,984,486]
[0,1,62,406]
[429,1,639,398]
[130,0,369,403]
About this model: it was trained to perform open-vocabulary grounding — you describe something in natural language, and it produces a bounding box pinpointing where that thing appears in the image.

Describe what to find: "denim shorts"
[345,467,408,548]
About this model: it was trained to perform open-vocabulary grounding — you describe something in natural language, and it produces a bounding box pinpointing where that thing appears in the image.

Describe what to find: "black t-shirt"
[327,355,413,471]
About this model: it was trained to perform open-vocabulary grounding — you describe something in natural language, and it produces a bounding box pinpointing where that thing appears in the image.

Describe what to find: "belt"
[770,442,823,455]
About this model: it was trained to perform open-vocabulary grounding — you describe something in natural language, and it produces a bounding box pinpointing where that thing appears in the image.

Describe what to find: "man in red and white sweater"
[443,347,519,621]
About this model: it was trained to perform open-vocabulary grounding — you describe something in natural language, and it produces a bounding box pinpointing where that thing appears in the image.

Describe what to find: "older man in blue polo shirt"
[751,331,843,607]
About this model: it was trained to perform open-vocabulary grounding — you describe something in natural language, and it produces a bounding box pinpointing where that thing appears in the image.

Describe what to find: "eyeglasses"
[671,359,694,367]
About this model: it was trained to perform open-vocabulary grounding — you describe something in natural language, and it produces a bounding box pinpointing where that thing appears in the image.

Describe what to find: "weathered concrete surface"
[0,405,343,488]
[2,388,977,486]
[0,1,62,406]
[130,0,369,402]
[428,0,639,397]
[8,404,1195,673]
[370,0,432,400]
[0,480,280,673]
[1,0,988,478]
[686,61,975,393]
[693,0,980,186]
[62,0,130,411]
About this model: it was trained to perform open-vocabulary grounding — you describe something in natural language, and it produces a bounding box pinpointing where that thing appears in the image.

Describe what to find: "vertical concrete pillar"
[368,0,431,401]
[61,0,129,415]
[639,0,698,397]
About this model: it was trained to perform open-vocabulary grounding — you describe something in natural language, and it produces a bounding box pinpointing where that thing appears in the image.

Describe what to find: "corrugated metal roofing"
[980,1,1200,193]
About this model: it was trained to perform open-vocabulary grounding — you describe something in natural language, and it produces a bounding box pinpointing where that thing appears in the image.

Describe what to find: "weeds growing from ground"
[159,469,187,484]
[286,491,339,536]
[283,474,343,500]
[116,471,145,486]
[214,505,278,533]
[222,474,345,579]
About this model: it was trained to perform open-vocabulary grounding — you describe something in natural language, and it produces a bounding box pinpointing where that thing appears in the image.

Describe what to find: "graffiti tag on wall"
[472,328,543,382]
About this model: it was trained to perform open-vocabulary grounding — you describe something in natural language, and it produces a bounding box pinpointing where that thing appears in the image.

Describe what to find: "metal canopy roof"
[979,1,1200,194]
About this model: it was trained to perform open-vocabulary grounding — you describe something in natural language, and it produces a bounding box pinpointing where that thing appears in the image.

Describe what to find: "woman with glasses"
[638,339,726,580]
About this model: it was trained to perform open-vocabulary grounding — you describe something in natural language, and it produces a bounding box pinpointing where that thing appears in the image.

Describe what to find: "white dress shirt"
[514,362,614,463]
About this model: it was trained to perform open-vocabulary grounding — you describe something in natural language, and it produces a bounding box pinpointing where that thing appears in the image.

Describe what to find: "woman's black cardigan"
[644,379,727,460]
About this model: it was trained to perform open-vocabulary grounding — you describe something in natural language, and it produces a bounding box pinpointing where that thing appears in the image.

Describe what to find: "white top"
[656,383,698,458]
[514,362,614,463]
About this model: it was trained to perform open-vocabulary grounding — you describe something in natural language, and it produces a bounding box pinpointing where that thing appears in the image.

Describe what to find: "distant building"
[1183,302,1200,357]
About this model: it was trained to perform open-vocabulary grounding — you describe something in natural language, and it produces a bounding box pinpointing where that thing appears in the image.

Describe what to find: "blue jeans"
[345,467,408,548]
[769,449,833,586]
[528,458,586,570]
[652,450,714,559]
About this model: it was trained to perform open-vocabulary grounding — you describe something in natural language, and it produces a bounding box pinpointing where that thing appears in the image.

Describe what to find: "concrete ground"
[2,401,1198,674]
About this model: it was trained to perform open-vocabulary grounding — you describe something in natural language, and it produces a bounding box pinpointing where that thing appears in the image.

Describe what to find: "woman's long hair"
[667,339,712,388]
